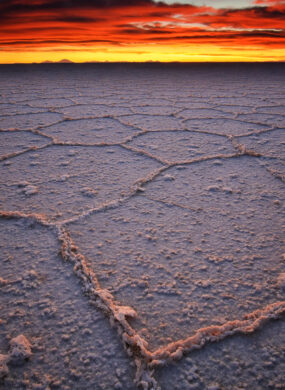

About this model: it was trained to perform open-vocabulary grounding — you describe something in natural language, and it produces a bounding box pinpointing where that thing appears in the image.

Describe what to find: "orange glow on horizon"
[1,44,285,64]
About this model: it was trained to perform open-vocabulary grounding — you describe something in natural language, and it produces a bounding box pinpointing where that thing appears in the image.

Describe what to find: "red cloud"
[0,0,284,51]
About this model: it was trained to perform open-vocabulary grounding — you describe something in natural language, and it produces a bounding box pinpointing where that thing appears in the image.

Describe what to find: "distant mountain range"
[41,59,74,63]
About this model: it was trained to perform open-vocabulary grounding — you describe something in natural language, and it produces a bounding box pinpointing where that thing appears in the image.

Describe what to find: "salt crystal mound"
[0,145,162,221]
[42,117,142,144]
[156,319,285,390]
[128,131,235,164]
[68,156,285,349]
[9,334,32,365]
[0,132,48,160]
[236,128,285,159]
[0,219,136,390]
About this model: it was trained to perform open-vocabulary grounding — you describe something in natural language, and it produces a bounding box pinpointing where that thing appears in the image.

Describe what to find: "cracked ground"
[0,63,284,390]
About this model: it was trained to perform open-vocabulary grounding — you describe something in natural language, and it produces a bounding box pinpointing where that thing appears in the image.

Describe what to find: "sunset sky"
[0,0,284,63]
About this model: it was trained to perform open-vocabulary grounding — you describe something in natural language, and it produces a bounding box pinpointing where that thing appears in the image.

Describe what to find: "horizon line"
[1,60,285,65]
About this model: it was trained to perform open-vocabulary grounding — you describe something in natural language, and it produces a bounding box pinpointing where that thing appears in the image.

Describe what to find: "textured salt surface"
[0,145,161,221]
[237,128,285,159]
[0,219,136,390]
[43,117,141,144]
[183,118,269,136]
[0,132,47,159]
[128,130,235,163]
[69,156,284,349]
[0,63,284,389]
[156,320,285,390]
[0,112,63,131]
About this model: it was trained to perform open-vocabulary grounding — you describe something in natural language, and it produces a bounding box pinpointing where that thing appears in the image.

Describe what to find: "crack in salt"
[0,143,53,162]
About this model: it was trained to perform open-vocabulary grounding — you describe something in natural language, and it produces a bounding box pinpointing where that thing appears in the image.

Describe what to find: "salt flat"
[0,63,284,390]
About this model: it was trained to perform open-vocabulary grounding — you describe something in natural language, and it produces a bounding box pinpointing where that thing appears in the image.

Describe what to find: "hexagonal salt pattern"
[119,114,184,131]
[0,132,48,159]
[56,104,132,119]
[0,145,162,221]
[128,130,235,163]
[43,117,142,144]
[184,118,269,136]
[68,157,284,349]
[0,63,284,390]
[0,112,63,131]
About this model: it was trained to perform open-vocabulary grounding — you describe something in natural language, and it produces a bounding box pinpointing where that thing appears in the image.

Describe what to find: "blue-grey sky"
[154,1,257,8]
